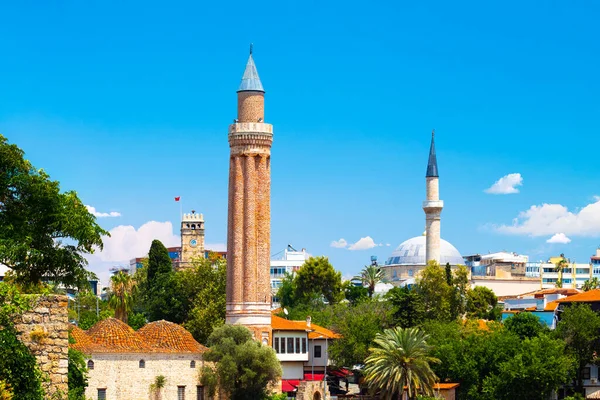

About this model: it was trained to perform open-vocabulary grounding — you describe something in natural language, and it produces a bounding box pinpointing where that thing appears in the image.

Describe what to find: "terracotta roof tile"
[69,318,206,354]
[137,320,207,353]
[85,318,150,352]
[545,300,559,311]
[271,315,341,339]
[556,289,600,303]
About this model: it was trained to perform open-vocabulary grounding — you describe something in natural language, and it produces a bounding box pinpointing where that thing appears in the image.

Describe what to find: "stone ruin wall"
[14,294,69,399]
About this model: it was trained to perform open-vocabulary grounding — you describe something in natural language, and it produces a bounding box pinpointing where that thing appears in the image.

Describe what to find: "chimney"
[306,316,311,328]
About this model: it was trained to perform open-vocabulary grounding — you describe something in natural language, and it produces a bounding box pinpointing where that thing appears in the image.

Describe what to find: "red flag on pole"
[174,196,181,202]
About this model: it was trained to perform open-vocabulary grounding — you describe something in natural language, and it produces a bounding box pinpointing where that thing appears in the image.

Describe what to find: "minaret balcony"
[422,200,444,210]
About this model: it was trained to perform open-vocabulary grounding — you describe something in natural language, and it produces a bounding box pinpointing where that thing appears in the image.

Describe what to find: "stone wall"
[85,353,205,400]
[14,294,69,398]
[296,381,328,400]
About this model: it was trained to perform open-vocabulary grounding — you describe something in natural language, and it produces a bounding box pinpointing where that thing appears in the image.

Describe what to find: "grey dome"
[385,236,463,266]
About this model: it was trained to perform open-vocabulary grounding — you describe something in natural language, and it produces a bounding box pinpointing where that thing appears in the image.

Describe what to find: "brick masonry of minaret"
[226,89,273,344]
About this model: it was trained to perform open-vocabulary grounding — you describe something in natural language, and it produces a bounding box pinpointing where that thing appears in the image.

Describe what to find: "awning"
[304,373,325,381]
[282,380,300,392]
[329,368,353,378]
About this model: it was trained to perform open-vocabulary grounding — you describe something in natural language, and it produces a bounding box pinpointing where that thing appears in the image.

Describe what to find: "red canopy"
[330,368,352,378]
[304,373,325,381]
[282,380,300,392]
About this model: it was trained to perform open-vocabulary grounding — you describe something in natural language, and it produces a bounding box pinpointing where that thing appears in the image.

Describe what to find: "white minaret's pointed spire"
[423,130,444,264]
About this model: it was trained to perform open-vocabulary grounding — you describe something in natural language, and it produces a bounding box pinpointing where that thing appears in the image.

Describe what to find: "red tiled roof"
[271,315,341,339]
[70,318,205,354]
[137,320,207,353]
[556,289,600,303]
[545,300,560,311]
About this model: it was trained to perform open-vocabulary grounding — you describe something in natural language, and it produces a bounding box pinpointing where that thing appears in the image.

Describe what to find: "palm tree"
[108,271,137,324]
[150,375,166,400]
[364,327,440,400]
[555,254,569,289]
[354,264,388,298]
[583,277,600,292]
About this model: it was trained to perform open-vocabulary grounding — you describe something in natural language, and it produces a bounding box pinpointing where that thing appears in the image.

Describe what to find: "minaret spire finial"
[432,129,435,138]
[250,43,253,55]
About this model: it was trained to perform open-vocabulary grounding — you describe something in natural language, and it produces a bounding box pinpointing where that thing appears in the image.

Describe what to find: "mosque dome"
[385,236,463,266]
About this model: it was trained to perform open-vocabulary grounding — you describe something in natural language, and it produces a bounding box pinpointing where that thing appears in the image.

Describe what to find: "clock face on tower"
[189,239,198,248]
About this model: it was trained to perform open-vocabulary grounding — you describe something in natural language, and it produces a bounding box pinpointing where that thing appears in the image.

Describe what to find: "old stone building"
[71,318,207,400]
[225,47,273,345]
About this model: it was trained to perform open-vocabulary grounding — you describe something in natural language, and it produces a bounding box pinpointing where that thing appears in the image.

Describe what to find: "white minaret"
[423,130,443,264]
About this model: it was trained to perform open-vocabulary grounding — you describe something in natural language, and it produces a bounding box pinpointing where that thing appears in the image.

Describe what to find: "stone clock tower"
[225,47,273,345]
[180,211,205,268]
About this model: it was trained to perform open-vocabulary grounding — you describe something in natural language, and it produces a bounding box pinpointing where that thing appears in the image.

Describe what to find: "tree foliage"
[503,312,548,340]
[0,135,107,288]
[364,327,440,400]
[108,271,137,324]
[466,286,499,320]
[0,283,43,400]
[555,303,600,393]
[425,320,574,400]
[294,256,343,305]
[200,325,282,400]
[328,299,395,368]
[386,286,426,328]
[354,265,387,298]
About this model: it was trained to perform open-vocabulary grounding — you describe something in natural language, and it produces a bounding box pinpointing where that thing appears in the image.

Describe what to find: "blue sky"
[1,1,599,284]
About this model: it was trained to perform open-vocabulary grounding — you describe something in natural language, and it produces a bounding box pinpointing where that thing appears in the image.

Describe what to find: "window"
[287,338,294,354]
[302,338,307,353]
[408,269,414,277]
[178,386,186,400]
[139,359,145,368]
[87,360,94,370]
[295,338,300,354]
[97,389,106,400]
[314,345,322,358]
[274,337,280,353]
[190,360,196,368]
[196,386,204,400]
[281,337,286,354]
[583,367,591,380]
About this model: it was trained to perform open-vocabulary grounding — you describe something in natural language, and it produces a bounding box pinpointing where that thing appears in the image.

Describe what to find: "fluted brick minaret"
[423,130,443,264]
[225,47,272,345]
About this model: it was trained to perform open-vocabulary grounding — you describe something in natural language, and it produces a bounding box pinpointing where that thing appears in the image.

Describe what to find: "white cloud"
[330,238,348,248]
[94,221,179,262]
[385,243,391,247]
[546,233,572,244]
[348,236,379,251]
[86,205,121,218]
[484,173,523,194]
[495,198,600,237]
[205,243,227,252]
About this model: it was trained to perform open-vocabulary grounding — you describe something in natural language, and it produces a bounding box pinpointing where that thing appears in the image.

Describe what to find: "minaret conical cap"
[426,130,439,178]
[237,45,264,93]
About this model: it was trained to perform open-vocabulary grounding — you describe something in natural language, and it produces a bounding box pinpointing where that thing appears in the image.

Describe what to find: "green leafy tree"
[466,286,499,320]
[146,240,173,287]
[200,325,282,400]
[503,312,548,340]
[276,272,297,308]
[0,283,44,400]
[328,299,395,368]
[450,265,470,319]
[385,286,426,328]
[181,258,227,343]
[108,271,137,324]
[582,277,600,291]
[445,263,452,286]
[418,261,452,322]
[354,264,388,298]
[67,335,88,400]
[294,256,343,305]
[364,327,440,400]
[555,303,600,394]
[0,135,107,288]
[342,280,369,305]
[481,334,575,400]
